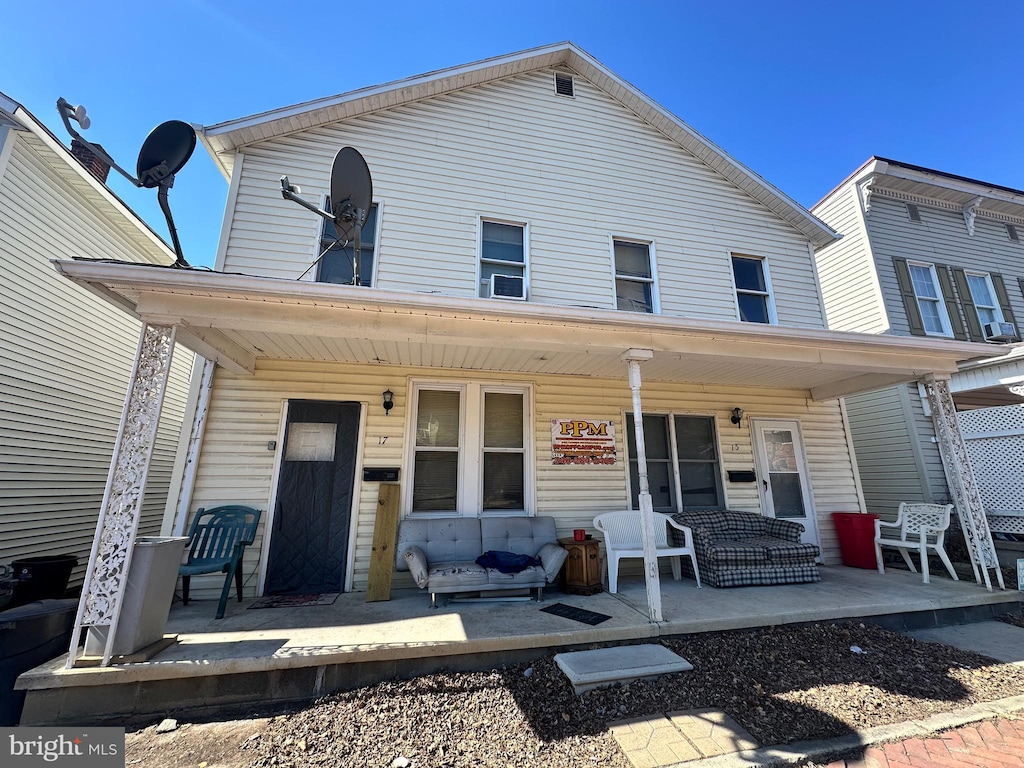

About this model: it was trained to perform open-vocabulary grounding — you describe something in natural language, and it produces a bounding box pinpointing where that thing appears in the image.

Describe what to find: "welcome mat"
[248,593,339,609]
[540,602,612,626]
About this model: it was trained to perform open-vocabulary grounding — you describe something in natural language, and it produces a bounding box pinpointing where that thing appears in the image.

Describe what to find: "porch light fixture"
[730,407,743,428]
[382,389,394,415]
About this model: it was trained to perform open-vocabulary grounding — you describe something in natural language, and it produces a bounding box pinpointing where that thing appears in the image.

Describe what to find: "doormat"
[540,602,612,626]
[248,593,340,609]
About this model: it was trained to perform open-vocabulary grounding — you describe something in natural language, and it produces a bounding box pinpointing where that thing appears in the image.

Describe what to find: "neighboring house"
[812,157,1024,559]
[53,44,994,618]
[0,93,194,588]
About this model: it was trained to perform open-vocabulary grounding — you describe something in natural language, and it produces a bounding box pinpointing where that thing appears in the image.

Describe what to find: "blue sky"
[4,1,1023,268]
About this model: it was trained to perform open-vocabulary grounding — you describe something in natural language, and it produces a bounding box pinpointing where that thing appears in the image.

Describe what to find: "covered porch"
[16,566,1022,726]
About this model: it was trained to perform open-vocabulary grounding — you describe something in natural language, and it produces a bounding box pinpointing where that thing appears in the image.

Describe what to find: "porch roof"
[53,259,1000,401]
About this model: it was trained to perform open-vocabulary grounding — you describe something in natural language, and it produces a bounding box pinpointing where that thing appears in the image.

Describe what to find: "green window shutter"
[991,273,1018,337]
[935,265,966,340]
[952,268,983,341]
[893,257,926,336]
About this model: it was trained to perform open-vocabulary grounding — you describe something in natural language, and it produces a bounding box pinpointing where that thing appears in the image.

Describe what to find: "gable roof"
[197,42,838,248]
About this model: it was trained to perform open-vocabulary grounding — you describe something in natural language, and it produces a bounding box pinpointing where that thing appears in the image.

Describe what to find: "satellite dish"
[136,120,197,188]
[329,147,372,226]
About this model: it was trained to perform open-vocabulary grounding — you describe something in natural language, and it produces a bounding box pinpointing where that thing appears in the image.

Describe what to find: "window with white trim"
[317,202,378,286]
[614,239,655,313]
[965,271,1004,328]
[479,220,526,298]
[731,255,775,323]
[624,414,724,512]
[409,382,531,515]
[908,261,953,336]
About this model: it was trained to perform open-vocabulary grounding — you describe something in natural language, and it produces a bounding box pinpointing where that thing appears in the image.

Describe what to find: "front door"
[752,419,819,549]
[265,400,360,595]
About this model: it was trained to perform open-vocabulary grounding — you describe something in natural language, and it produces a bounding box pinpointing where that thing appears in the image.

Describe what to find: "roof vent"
[906,203,921,222]
[1007,223,1020,242]
[554,74,574,98]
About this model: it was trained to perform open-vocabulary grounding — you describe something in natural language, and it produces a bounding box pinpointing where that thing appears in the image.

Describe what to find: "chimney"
[70,139,111,184]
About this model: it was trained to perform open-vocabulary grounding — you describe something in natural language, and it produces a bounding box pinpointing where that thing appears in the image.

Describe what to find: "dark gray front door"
[265,400,360,595]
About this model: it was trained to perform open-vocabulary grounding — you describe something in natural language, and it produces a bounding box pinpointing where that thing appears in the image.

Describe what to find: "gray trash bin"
[85,536,187,658]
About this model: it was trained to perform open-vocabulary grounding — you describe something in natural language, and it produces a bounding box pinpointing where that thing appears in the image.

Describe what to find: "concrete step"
[554,643,693,694]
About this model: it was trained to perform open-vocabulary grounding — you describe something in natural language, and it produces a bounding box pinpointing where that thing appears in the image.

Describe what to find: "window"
[908,261,952,336]
[409,383,530,514]
[731,255,775,323]
[614,239,655,313]
[317,202,378,286]
[965,272,1003,328]
[624,414,723,512]
[479,221,526,298]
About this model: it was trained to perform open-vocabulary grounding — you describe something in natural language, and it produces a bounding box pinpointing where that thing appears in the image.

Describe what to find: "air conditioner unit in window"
[489,274,526,300]
[983,321,1017,342]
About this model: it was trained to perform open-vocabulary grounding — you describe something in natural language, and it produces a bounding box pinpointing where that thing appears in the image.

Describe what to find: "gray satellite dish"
[281,146,374,284]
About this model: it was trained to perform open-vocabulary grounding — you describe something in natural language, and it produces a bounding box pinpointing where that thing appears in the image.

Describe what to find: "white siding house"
[813,158,1024,554]
[0,94,194,589]
[55,46,996,608]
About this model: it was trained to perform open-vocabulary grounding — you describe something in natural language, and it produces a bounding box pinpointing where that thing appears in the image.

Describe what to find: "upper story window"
[480,220,527,299]
[964,271,1004,328]
[907,261,953,336]
[317,202,378,286]
[624,414,724,512]
[731,255,776,323]
[614,239,656,313]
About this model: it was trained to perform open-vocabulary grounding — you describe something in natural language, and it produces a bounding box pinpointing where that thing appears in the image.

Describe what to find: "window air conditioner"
[489,274,526,300]
[983,321,1017,342]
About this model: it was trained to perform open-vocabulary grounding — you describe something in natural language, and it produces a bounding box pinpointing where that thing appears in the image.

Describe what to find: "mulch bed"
[242,621,1024,768]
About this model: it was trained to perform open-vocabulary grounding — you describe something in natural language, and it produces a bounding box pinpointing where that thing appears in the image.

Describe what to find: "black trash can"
[0,598,78,725]
[11,556,78,606]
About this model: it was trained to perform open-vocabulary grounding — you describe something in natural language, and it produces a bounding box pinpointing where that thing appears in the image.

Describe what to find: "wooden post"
[365,483,401,602]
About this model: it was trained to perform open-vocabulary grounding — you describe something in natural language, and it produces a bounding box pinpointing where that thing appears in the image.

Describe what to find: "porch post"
[66,323,178,667]
[922,375,1004,590]
[623,349,662,622]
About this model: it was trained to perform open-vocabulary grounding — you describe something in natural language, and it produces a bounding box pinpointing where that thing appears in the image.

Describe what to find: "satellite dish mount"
[281,146,372,284]
[56,97,197,268]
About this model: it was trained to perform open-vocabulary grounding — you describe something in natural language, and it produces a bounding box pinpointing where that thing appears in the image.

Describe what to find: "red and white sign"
[551,419,616,465]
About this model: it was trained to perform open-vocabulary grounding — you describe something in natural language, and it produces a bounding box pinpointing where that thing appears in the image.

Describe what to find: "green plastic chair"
[179,505,262,619]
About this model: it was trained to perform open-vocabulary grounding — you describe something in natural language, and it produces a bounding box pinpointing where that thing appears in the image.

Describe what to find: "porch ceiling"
[53,259,1001,401]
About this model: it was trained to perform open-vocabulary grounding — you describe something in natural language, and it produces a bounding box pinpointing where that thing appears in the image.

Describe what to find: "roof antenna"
[280,147,372,284]
[56,98,197,268]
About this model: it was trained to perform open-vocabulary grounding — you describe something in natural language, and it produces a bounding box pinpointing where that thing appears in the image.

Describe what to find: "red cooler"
[831,512,880,569]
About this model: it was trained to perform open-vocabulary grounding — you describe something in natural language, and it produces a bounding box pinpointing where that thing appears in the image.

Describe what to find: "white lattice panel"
[958,404,1024,524]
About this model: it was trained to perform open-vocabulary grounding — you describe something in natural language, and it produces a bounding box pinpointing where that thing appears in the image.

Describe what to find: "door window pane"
[416,390,460,447]
[484,392,524,448]
[769,474,805,518]
[284,423,337,462]
[483,453,525,510]
[412,452,459,511]
[764,430,797,471]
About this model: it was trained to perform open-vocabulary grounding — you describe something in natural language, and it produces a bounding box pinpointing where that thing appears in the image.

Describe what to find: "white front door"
[752,419,819,549]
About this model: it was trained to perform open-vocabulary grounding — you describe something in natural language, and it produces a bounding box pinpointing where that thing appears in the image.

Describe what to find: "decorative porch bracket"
[66,323,178,667]
[623,348,663,623]
[922,375,1004,590]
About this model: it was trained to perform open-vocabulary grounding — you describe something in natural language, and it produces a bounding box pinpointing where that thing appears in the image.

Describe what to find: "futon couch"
[396,516,568,607]
[670,509,820,587]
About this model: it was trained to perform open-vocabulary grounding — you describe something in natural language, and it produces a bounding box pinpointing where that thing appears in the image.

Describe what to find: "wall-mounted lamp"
[730,407,744,428]
[382,389,394,415]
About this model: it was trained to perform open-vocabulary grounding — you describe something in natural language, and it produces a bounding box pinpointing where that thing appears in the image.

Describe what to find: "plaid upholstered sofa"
[670,510,820,588]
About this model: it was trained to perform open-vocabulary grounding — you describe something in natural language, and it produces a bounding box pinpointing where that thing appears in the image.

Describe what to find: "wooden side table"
[558,537,602,595]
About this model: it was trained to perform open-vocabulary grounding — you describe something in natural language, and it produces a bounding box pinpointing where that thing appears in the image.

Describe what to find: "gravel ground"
[170,620,1024,768]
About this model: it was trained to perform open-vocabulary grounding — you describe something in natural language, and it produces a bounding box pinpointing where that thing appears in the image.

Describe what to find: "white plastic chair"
[874,502,957,584]
[593,510,701,593]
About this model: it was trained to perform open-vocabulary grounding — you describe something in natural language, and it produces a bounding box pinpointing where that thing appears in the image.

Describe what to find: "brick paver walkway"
[823,716,1024,768]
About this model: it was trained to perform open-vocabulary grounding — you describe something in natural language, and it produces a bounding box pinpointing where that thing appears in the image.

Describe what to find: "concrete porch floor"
[17,566,1023,726]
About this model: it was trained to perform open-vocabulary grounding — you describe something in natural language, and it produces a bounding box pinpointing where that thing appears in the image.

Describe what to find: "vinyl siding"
[867,195,1024,337]
[182,360,860,599]
[811,183,890,333]
[0,131,193,589]
[221,69,826,329]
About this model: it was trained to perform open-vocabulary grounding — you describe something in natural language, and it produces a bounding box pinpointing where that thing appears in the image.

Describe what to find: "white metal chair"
[593,510,701,593]
[874,502,957,584]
